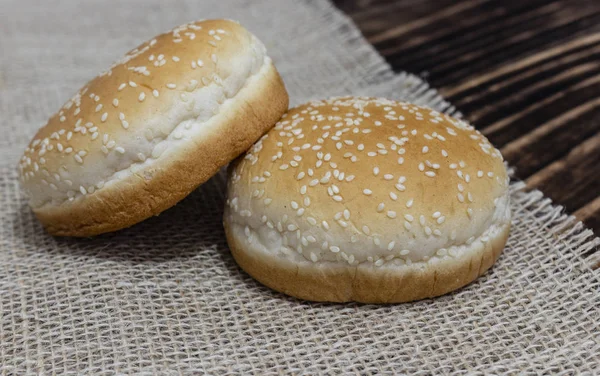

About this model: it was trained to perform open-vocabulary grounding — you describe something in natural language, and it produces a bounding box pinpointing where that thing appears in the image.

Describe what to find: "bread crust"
[224,97,511,303]
[35,62,288,236]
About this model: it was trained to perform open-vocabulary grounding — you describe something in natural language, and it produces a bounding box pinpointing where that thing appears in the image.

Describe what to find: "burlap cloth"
[1,0,599,374]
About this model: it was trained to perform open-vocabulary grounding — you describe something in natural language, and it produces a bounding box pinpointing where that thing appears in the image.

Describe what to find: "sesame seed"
[387,211,397,219]
[406,199,414,208]
[101,112,108,122]
[387,241,395,251]
[153,90,159,98]
[112,99,119,107]
[138,92,145,101]
[79,186,87,194]
[363,189,372,195]
[437,216,446,224]
[389,192,398,200]
[95,104,102,112]
[115,146,125,154]
[172,56,180,62]
[118,83,127,91]
[404,221,411,230]
[422,146,429,153]
[362,225,370,235]
[425,171,436,177]
[404,214,414,222]
[332,195,343,202]
[330,246,340,253]
[322,221,330,230]
[166,83,177,89]
[458,193,465,203]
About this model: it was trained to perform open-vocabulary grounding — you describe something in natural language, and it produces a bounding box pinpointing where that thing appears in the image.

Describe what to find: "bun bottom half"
[224,221,510,303]
[34,61,288,237]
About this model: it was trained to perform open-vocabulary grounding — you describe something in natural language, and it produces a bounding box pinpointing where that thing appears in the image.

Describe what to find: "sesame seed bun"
[224,97,511,303]
[18,20,289,236]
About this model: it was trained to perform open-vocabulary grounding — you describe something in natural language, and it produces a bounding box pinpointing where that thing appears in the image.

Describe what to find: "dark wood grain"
[334,0,600,234]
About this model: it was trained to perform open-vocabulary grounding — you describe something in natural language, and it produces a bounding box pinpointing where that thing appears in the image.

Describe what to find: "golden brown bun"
[18,20,289,236]
[224,97,511,303]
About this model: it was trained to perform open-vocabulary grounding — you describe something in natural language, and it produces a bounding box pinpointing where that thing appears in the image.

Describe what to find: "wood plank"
[526,131,600,212]
[500,95,600,177]
[380,1,564,64]
[573,196,600,233]
[443,33,600,98]
[480,72,600,138]
[368,0,487,45]
[475,67,600,146]
[454,40,600,113]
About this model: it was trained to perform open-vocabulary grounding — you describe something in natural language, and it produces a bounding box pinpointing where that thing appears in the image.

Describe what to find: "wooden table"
[334,0,600,234]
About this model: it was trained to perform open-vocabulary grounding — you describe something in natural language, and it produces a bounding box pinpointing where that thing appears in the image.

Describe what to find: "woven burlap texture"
[1,0,599,374]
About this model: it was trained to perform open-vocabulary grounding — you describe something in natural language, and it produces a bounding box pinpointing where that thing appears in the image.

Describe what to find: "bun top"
[19,19,268,208]
[227,97,510,265]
